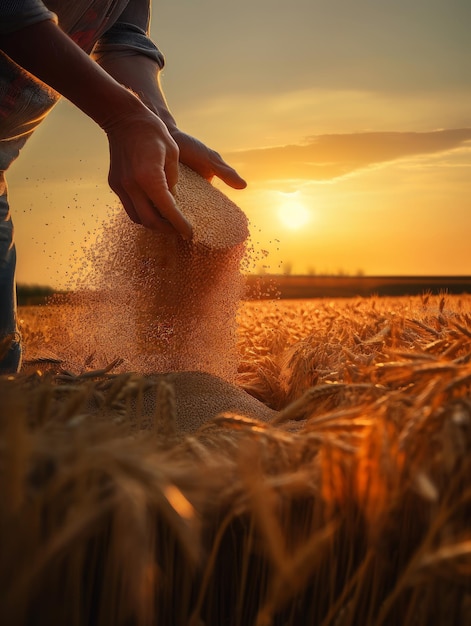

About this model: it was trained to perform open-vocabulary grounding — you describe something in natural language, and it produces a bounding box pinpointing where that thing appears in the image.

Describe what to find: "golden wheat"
[1,293,471,625]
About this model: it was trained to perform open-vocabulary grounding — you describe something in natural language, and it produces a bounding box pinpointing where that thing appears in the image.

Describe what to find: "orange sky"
[7,0,471,287]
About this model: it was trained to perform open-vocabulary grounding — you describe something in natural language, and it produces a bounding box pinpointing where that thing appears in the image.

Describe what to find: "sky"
[7,0,471,286]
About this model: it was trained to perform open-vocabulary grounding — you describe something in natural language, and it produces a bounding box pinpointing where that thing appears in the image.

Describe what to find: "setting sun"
[277,195,311,230]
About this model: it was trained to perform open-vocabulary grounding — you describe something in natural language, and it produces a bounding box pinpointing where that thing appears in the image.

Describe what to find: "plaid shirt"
[0,0,164,61]
[0,0,164,146]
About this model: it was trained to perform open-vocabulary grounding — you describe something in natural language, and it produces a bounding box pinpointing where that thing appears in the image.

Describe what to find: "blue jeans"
[0,171,21,372]
[0,60,58,373]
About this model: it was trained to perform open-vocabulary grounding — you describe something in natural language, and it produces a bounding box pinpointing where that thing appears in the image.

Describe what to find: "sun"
[277,196,311,230]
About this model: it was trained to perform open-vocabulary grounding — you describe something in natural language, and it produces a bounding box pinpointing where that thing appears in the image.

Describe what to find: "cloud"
[226,129,471,183]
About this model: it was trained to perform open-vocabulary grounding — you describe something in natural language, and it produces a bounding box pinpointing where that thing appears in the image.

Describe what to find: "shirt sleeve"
[0,0,57,34]
[93,22,165,69]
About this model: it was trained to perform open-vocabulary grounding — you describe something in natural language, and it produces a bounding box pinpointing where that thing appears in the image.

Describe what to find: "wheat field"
[1,293,471,625]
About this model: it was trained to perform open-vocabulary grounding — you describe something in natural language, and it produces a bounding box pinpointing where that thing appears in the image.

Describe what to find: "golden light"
[277,194,311,230]
[164,484,195,521]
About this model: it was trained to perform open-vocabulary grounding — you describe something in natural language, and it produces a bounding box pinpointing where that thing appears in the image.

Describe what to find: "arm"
[97,54,247,190]
[94,0,246,189]
[0,19,192,238]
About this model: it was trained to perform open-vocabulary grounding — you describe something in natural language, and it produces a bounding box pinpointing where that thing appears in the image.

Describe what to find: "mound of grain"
[79,370,276,435]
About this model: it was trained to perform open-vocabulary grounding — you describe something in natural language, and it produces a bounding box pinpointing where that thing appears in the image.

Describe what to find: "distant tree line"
[17,284,59,306]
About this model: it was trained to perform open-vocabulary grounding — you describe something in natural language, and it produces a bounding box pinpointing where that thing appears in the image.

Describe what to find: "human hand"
[170,130,247,190]
[106,110,193,239]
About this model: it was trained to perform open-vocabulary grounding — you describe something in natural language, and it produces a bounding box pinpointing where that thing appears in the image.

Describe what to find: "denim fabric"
[0,63,58,373]
[0,174,21,372]
[0,338,21,373]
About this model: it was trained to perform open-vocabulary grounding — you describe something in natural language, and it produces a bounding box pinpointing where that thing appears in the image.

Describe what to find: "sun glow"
[277,195,311,230]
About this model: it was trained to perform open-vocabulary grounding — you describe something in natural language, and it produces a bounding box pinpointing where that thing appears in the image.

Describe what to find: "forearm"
[0,19,147,131]
[97,53,178,132]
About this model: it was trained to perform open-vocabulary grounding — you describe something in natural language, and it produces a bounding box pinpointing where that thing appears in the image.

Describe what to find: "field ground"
[2,294,471,625]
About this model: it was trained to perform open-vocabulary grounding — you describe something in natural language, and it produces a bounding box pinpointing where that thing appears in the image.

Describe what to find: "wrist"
[97,87,149,133]
[150,104,177,133]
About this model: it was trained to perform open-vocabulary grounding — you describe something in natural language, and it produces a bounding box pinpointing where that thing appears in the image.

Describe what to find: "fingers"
[164,148,180,191]
[174,132,247,190]
[182,152,247,189]
[108,129,192,239]
[117,186,141,224]
[105,109,193,237]
[113,175,192,240]
[147,180,193,240]
[107,118,245,239]
[206,149,247,189]
[212,161,247,189]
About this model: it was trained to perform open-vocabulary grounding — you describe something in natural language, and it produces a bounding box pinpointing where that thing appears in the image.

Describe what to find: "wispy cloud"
[227,129,471,183]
